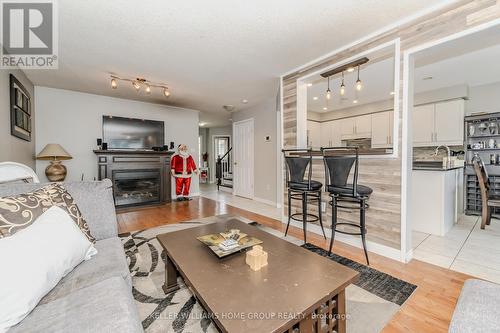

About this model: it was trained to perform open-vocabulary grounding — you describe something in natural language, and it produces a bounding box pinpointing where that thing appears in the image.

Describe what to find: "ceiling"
[22,0,448,127]
[414,25,500,92]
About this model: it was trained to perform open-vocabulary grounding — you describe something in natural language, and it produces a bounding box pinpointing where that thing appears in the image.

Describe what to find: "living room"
[2,1,500,333]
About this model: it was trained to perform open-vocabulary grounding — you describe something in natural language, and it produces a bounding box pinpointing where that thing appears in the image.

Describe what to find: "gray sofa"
[449,279,500,332]
[0,180,143,333]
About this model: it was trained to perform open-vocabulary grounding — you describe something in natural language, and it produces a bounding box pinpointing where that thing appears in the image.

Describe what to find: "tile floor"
[198,183,282,220]
[412,214,500,283]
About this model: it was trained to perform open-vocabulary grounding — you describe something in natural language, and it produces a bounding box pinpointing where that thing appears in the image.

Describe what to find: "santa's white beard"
[179,151,189,157]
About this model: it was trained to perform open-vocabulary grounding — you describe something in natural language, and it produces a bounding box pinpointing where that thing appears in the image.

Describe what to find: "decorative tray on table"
[197,229,262,258]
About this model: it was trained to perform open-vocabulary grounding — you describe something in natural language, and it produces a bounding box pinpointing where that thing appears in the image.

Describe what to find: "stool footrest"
[290,213,320,223]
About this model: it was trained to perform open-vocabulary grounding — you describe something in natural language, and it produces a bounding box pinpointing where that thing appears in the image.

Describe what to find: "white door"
[412,104,435,146]
[354,114,372,138]
[233,118,254,199]
[435,100,464,145]
[371,111,392,148]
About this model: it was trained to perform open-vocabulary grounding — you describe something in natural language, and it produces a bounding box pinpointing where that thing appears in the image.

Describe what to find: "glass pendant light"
[340,72,346,96]
[355,65,363,91]
[326,76,331,100]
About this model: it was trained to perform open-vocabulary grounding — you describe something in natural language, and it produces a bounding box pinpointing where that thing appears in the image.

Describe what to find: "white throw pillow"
[0,206,97,332]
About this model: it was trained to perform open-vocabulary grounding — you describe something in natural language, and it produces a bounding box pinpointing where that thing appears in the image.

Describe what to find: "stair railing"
[216,147,233,190]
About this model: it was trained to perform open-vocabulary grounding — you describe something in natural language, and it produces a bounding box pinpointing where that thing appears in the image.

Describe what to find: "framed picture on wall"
[10,74,32,141]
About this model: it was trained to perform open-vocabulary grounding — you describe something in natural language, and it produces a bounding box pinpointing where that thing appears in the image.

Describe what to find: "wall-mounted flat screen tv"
[102,115,164,149]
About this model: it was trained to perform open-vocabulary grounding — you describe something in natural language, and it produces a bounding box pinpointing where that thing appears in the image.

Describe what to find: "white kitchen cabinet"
[307,120,321,148]
[320,120,341,147]
[340,118,355,139]
[412,99,464,147]
[371,111,393,148]
[412,104,435,146]
[355,114,372,138]
[435,100,464,145]
[340,115,371,140]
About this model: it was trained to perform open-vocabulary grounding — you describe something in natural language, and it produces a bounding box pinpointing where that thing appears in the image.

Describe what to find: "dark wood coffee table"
[156,219,358,333]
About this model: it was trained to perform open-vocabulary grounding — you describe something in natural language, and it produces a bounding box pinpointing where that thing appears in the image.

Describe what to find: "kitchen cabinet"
[412,99,464,147]
[340,115,372,140]
[412,104,435,145]
[371,111,393,148]
[435,100,464,145]
[320,120,341,147]
[307,120,321,148]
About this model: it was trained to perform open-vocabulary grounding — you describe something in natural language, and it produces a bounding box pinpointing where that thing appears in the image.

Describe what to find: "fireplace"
[94,150,173,209]
[113,169,161,207]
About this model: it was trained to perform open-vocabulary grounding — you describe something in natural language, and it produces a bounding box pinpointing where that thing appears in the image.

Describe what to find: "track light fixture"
[340,71,346,96]
[326,76,331,100]
[356,65,363,91]
[110,75,171,98]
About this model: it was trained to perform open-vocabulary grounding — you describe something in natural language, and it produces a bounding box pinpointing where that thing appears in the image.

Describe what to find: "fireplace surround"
[94,150,174,208]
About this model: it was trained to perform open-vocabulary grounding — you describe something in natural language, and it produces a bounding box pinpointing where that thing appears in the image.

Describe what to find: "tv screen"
[102,115,164,149]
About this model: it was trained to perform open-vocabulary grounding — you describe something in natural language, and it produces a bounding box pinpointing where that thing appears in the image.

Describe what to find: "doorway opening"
[403,20,500,283]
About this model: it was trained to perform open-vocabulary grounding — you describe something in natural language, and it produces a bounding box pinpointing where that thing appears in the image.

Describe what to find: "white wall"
[232,97,278,204]
[35,87,200,194]
[0,68,36,168]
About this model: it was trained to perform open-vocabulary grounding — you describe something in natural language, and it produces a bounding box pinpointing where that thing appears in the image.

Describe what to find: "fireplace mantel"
[94,150,174,209]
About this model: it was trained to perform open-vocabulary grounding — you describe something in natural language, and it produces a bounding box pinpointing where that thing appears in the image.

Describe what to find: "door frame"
[210,135,231,183]
[232,118,254,199]
[401,18,500,263]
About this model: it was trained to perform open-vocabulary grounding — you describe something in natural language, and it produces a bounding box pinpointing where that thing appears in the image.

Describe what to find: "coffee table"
[156,219,358,333]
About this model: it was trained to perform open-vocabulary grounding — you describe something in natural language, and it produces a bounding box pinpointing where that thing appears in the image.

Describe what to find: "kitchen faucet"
[434,145,451,168]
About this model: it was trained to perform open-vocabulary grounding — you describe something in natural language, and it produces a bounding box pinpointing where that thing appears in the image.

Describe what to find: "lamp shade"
[36,144,72,161]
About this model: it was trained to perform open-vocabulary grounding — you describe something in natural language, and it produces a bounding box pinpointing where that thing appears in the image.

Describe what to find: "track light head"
[111,78,117,89]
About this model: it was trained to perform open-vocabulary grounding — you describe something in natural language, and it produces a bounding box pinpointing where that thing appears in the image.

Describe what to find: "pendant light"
[355,65,363,91]
[340,71,346,96]
[326,76,331,100]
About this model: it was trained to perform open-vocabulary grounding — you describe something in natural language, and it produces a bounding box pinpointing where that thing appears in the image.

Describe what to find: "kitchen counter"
[411,167,464,236]
[412,166,465,171]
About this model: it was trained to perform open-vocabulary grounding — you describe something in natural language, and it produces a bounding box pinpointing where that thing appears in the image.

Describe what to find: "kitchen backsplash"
[413,145,465,161]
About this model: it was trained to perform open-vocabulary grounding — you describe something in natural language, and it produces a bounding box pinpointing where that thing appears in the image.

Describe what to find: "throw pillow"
[0,206,97,331]
[0,183,95,242]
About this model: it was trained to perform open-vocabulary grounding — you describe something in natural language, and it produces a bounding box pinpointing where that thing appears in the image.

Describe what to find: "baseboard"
[253,196,278,207]
[281,217,403,262]
[403,249,413,263]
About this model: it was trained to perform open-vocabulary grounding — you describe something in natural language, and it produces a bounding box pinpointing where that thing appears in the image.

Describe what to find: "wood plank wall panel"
[282,0,499,250]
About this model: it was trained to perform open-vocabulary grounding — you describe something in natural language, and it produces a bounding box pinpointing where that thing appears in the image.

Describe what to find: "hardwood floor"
[117,196,471,333]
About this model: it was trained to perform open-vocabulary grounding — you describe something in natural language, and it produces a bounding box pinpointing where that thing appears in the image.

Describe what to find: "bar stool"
[321,147,373,265]
[282,149,326,244]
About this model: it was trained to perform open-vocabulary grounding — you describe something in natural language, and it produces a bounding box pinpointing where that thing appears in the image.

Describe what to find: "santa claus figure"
[171,144,198,201]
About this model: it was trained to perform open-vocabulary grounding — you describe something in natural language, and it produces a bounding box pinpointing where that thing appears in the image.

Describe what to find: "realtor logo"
[1,0,58,68]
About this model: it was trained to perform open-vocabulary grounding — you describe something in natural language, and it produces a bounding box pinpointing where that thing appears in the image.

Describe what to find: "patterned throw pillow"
[0,183,95,243]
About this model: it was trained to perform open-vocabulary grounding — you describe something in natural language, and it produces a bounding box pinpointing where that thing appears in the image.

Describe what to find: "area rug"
[119,214,417,333]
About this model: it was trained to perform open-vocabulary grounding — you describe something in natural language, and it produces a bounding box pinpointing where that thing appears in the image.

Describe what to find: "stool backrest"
[321,147,359,196]
[282,149,312,189]
[472,155,490,201]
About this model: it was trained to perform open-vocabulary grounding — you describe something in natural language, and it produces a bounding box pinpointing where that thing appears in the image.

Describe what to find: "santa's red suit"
[171,153,197,196]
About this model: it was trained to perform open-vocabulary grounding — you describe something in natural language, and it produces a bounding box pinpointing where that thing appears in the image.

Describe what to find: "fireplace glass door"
[113,169,161,207]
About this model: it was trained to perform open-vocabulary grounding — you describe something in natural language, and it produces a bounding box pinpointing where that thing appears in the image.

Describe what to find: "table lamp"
[36,144,72,181]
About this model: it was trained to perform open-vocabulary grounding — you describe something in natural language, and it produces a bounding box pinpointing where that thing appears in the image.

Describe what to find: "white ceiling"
[414,25,500,92]
[22,0,448,127]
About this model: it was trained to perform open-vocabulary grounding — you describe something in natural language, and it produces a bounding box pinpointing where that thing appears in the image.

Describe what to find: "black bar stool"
[282,149,326,244]
[321,147,373,265]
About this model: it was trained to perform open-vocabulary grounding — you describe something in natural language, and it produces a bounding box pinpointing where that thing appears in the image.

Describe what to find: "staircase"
[216,147,233,190]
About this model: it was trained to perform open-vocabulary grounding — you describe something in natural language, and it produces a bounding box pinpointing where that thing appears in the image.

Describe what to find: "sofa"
[0,180,143,333]
[449,279,500,332]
